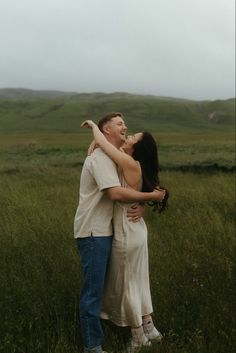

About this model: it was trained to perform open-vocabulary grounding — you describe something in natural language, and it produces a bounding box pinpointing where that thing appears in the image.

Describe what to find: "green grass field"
[0,131,234,173]
[0,130,235,353]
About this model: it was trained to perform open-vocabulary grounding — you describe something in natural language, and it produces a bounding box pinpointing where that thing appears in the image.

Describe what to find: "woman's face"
[122,132,143,154]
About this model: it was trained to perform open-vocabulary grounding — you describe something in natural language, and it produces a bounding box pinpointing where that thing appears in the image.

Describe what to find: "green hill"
[0,89,234,133]
[0,88,76,100]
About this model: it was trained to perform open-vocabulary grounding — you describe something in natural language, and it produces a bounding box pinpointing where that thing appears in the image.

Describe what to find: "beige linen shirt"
[74,148,121,238]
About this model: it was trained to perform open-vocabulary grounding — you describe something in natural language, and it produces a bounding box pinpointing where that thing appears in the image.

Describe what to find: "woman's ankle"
[142,315,153,325]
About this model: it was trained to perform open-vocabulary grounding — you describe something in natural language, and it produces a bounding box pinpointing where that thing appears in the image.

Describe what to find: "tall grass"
[0,167,81,353]
[0,132,234,173]
[0,166,234,353]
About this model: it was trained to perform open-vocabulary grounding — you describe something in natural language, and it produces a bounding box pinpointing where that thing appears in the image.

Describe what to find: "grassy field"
[0,131,234,173]
[0,131,235,353]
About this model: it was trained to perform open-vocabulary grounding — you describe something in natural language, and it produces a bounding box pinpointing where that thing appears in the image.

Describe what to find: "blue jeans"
[77,235,113,353]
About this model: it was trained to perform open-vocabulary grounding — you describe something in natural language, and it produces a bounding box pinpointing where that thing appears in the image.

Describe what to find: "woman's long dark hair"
[132,132,160,192]
[132,132,169,213]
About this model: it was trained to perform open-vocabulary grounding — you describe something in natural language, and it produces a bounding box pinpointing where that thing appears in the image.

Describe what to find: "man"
[74,112,165,353]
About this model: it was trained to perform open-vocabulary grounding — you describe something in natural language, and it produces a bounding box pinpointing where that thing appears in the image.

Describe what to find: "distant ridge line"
[0,88,77,100]
[0,87,235,102]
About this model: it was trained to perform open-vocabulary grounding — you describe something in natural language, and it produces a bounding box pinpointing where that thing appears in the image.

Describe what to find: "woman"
[81,119,167,352]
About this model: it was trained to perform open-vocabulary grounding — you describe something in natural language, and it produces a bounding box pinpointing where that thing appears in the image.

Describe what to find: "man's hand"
[127,203,145,223]
[154,188,166,201]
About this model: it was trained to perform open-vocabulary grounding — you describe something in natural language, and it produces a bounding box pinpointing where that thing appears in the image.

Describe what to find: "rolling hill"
[0,88,234,133]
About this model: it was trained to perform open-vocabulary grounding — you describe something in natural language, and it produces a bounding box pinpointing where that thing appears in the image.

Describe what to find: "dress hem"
[100,310,153,328]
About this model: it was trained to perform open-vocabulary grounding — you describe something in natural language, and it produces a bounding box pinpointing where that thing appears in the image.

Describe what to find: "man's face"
[104,116,127,146]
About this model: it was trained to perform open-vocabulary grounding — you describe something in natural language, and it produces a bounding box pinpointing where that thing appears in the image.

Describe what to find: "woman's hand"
[81,120,96,129]
[88,140,98,155]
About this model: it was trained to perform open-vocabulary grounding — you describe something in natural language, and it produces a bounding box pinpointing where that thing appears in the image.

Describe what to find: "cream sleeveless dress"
[100,173,153,327]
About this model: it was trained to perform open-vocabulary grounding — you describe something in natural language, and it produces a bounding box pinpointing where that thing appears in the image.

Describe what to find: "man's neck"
[105,136,122,149]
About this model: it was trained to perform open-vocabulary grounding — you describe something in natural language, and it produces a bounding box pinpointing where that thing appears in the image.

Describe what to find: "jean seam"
[87,237,93,347]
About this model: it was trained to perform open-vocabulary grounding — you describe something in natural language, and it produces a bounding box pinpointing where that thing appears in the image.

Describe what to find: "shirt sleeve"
[90,150,121,191]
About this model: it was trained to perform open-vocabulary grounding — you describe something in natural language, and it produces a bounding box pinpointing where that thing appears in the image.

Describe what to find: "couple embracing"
[74,112,167,353]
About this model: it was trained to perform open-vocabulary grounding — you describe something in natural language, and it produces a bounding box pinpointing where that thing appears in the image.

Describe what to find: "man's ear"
[102,123,110,135]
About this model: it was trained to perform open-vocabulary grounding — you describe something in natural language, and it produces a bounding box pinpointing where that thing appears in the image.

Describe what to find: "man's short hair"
[98,112,123,132]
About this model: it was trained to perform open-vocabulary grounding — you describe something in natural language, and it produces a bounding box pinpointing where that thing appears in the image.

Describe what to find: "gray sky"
[0,0,235,100]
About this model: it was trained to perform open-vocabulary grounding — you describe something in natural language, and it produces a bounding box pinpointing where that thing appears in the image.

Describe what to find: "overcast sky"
[0,0,235,100]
